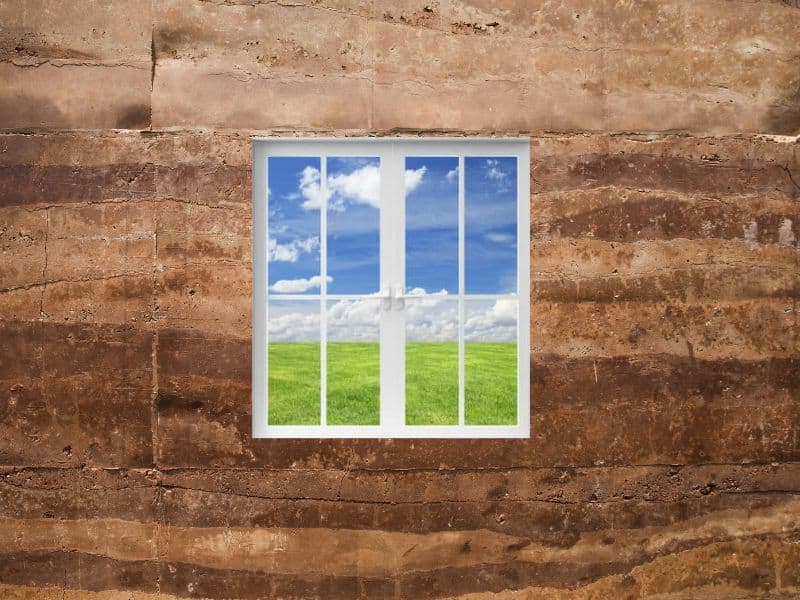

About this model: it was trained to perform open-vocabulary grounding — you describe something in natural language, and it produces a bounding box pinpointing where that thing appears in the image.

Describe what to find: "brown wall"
[1,1,799,598]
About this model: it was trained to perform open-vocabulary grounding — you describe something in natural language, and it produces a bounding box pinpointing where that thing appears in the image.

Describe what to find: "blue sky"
[267,155,517,341]
[406,156,518,294]
[464,156,517,294]
[327,157,380,294]
[406,157,458,293]
[268,156,322,294]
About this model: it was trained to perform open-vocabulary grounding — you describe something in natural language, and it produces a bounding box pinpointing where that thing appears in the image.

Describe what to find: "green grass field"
[268,342,516,426]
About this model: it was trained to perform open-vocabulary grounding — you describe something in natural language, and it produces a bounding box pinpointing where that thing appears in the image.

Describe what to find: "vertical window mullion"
[458,155,465,428]
[380,145,405,431]
[252,144,268,436]
[320,156,328,427]
[517,151,531,434]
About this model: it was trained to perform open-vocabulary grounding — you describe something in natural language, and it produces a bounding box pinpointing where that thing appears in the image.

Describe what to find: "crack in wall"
[38,208,49,318]
[0,271,154,295]
[1,58,150,69]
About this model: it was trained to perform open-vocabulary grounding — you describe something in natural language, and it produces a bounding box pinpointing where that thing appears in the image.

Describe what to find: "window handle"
[378,287,393,311]
[378,286,407,311]
[393,286,405,311]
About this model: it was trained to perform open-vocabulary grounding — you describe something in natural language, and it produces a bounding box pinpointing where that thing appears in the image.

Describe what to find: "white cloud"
[295,165,323,210]
[328,164,381,210]
[485,232,515,245]
[464,299,517,342]
[268,236,319,263]
[270,221,288,234]
[405,166,427,193]
[268,289,516,343]
[405,294,516,342]
[486,158,508,181]
[445,167,458,182]
[268,297,380,342]
[270,275,332,293]
[268,304,319,342]
[328,298,380,341]
[404,294,517,342]
[291,164,427,211]
[406,287,449,297]
[406,293,458,342]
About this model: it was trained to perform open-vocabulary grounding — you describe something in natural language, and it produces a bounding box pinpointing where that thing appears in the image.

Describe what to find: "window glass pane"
[465,157,517,294]
[268,157,322,295]
[405,295,458,425]
[464,299,518,425]
[405,157,458,294]
[268,300,320,424]
[327,157,380,294]
[327,299,380,425]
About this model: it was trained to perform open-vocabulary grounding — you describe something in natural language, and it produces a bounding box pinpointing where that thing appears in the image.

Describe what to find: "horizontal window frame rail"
[269,293,520,301]
[252,424,530,439]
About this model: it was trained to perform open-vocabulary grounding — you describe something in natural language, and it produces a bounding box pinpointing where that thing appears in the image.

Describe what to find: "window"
[252,138,530,438]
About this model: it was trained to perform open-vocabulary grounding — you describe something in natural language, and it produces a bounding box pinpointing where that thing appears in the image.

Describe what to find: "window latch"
[379,286,406,311]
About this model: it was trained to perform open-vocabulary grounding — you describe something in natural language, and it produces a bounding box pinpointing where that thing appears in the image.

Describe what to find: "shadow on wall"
[0,93,65,128]
[764,79,800,135]
[116,103,150,129]
[154,25,211,59]
[0,93,149,129]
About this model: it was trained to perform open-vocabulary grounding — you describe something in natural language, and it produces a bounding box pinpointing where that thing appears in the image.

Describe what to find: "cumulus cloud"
[268,303,319,342]
[327,298,380,341]
[406,287,448,297]
[268,289,516,343]
[405,295,516,342]
[270,275,332,293]
[268,297,380,342]
[464,299,517,342]
[446,167,458,182]
[406,293,458,342]
[328,164,381,210]
[294,165,323,210]
[290,164,427,211]
[485,158,508,181]
[405,166,427,193]
[268,236,319,262]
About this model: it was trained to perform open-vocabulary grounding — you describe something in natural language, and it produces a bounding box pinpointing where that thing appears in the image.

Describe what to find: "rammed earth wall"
[0,1,799,598]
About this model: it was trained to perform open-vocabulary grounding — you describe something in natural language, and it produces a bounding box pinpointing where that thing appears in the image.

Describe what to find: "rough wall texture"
[1,1,799,598]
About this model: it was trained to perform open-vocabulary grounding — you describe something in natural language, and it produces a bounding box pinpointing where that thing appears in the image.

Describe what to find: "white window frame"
[252,137,530,438]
